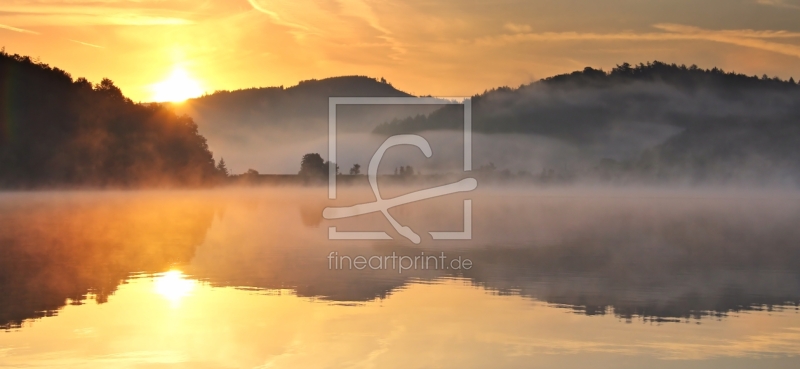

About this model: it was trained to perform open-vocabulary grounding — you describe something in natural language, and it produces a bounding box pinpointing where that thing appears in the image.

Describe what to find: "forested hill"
[171,76,441,174]
[374,62,800,183]
[0,51,221,188]
[375,61,800,140]
[175,75,417,132]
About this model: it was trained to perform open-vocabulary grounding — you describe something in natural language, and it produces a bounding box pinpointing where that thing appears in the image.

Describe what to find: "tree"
[324,160,340,175]
[349,163,361,175]
[299,153,326,177]
[94,78,124,100]
[477,162,496,173]
[216,158,230,176]
[245,169,259,176]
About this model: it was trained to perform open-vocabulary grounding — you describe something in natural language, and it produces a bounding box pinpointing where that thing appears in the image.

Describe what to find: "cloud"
[247,0,405,58]
[504,23,531,33]
[756,0,800,10]
[653,23,800,39]
[0,23,38,34]
[0,2,195,26]
[69,39,103,48]
[654,23,800,58]
[246,0,315,34]
[338,0,392,35]
[475,23,800,59]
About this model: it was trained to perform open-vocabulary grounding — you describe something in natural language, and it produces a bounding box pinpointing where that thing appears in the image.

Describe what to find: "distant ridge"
[369,61,800,183]
[176,75,414,129]
[375,61,800,139]
[173,75,442,173]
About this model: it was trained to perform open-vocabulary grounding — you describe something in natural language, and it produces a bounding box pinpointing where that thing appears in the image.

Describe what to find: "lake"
[1,188,799,368]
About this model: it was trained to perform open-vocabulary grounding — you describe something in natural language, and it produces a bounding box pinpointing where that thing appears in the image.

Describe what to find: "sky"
[1,0,799,102]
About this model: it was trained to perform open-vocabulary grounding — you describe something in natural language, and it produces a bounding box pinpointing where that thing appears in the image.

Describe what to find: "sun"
[151,67,204,102]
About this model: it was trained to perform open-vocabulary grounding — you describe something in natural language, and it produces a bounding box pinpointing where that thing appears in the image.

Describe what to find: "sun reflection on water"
[153,270,196,306]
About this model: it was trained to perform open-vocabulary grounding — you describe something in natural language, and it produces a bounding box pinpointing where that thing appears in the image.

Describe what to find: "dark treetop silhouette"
[0,51,223,188]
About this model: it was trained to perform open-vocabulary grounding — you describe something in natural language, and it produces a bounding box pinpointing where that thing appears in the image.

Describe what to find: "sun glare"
[154,270,196,305]
[151,68,204,103]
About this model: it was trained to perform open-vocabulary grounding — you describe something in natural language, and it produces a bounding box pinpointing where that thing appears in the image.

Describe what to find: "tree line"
[0,50,226,187]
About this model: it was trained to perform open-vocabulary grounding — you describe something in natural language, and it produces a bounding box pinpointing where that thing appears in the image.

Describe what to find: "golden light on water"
[0,191,800,367]
[150,68,204,103]
[154,270,196,305]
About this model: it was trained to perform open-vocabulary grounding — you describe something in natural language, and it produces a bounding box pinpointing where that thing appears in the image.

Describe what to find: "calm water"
[1,188,800,368]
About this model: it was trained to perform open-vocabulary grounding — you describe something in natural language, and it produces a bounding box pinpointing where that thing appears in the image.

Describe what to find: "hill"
[374,62,800,183]
[0,51,221,188]
[174,76,441,173]
[176,75,431,136]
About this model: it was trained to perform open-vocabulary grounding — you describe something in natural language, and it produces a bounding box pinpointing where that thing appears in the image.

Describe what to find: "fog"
[190,73,800,185]
[2,186,799,329]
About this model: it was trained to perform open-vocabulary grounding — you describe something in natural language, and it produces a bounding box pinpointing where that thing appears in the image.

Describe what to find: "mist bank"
[172,76,442,174]
[3,50,799,187]
[3,188,800,329]
[219,129,800,187]
[182,62,800,185]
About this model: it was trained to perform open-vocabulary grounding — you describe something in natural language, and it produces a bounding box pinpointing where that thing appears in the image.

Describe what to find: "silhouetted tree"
[299,153,326,177]
[477,163,496,173]
[349,163,361,175]
[216,158,230,177]
[325,160,340,175]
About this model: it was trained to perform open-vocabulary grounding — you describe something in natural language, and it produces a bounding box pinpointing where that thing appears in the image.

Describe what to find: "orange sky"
[1,0,799,102]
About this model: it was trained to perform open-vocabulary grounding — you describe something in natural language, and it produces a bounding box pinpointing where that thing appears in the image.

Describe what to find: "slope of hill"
[377,62,799,139]
[176,75,419,133]
[0,52,220,188]
[174,76,442,173]
[374,62,800,183]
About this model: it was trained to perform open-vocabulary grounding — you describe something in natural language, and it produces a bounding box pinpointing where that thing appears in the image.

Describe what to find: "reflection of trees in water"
[457,205,800,322]
[0,194,217,329]
[282,196,800,322]
[460,245,800,322]
[298,204,324,227]
[4,192,800,328]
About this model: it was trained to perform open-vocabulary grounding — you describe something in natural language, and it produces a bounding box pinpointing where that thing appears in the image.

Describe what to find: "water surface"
[1,188,799,368]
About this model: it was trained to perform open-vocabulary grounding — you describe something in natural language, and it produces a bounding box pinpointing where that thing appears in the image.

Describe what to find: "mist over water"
[1,186,799,367]
[2,187,799,318]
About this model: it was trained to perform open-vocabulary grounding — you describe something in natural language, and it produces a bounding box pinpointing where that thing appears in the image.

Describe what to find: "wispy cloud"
[756,0,800,10]
[654,23,800,58]
[69,39,103,48]
[247,0,317,35]
[504,23,532,33]
[247,0,405,58]
[0,2,195,26]
[476,23,800,59]
[0,23,38,34]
